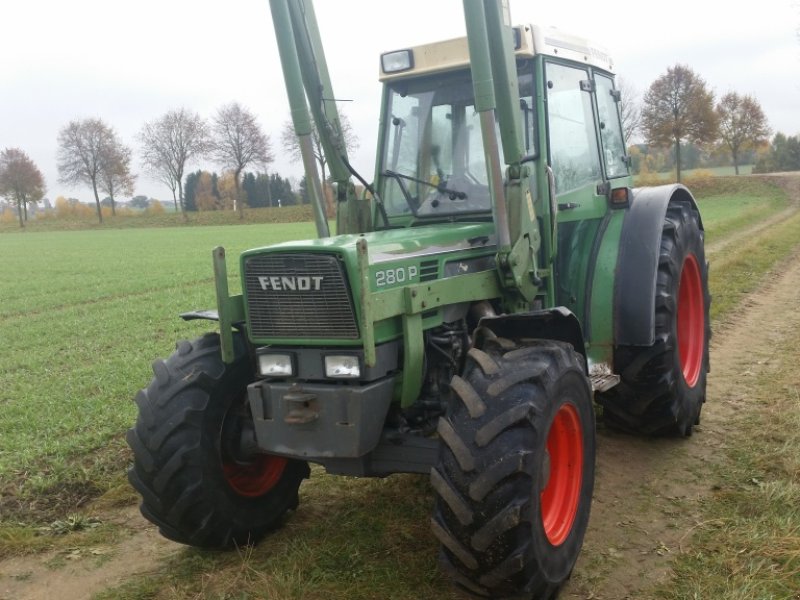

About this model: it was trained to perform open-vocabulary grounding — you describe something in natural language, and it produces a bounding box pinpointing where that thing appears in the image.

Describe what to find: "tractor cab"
[375,25,629,230]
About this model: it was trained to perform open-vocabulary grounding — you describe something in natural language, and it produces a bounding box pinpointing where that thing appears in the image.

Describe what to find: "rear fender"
[475,307,587,371]
[615,185,703,346]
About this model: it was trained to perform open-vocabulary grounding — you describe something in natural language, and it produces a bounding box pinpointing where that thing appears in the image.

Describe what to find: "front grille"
[244,253,359,340]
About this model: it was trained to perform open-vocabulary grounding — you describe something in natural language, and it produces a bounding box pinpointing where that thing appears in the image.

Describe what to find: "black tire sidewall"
[432,342,596,597]
[129,333,308,547]
[599,199,710,436]
[195,351,306,519]
[529,369,596,582]
[660,202,709,433]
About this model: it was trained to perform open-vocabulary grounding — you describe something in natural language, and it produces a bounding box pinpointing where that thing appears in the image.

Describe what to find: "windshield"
[380,70,534,219]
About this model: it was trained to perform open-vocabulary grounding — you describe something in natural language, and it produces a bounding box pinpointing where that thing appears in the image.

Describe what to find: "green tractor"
[127,1,710,597]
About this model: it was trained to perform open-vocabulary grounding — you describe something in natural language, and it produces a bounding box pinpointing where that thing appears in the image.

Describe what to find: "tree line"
[0,102,358,228]
[1,63,796,228]
[182,170,297,211]
[620,64,778,180]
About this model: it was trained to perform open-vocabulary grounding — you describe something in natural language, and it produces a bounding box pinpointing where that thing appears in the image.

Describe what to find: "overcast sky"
[1,0,797,202]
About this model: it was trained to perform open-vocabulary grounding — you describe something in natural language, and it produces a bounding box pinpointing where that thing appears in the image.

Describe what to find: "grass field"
[1,176,798,598]
[0,223,319,522]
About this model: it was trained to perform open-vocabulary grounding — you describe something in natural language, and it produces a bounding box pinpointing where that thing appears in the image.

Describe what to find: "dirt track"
[564,173,800,598]
[565,245,800,597]
[2,175,799,600]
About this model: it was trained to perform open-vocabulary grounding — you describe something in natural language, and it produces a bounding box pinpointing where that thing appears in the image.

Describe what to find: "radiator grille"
[244,253,359,340]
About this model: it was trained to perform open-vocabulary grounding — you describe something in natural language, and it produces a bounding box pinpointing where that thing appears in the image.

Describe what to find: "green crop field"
[0,223,318,517]
[1,175,799,599]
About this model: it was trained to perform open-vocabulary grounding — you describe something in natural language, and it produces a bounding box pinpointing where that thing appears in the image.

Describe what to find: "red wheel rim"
[540,402,583,546]
[223,455,288,497]
[677,254,704,388]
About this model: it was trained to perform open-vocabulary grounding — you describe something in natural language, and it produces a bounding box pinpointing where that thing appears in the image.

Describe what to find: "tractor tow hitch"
[283,386,320,425]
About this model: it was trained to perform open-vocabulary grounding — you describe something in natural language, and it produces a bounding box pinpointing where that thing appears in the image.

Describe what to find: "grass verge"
[708,211,800,320]
[649,184,800,597]
[695,177,789,246]
[657,287,800,598]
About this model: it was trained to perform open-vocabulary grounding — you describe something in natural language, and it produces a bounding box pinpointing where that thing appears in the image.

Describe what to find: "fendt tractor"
[127,0,710,597]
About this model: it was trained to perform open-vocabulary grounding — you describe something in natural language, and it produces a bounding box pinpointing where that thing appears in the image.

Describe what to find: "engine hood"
[240,222,496,267]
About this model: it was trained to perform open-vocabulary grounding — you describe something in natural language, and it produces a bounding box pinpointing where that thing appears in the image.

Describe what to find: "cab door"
[544,61,605,217]
[544,61,608,322]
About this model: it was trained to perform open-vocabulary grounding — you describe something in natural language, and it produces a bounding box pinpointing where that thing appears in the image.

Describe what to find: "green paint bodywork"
[213,246,246,364]
[213,222,503,406]
[237,222,500,355]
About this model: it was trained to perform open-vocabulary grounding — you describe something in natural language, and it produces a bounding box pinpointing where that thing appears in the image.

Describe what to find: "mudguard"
[475,306,587,370]
[179,309,219,322]
[615,184,703,346]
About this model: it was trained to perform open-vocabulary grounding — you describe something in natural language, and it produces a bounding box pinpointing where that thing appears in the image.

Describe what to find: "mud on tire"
[431,340,595,599]
[127,332,309,548]
[598,198,711,436]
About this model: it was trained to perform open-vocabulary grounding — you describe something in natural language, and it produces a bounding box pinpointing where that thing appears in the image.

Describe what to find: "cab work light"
[381,50,413,74]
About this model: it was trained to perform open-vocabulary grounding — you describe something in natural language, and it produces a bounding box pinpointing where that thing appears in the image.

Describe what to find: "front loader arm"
[462,0,548,311]
[284,0,350,184]
[269,0,370,236]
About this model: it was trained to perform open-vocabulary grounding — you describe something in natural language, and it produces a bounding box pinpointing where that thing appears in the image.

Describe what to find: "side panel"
[615,184,702,346]
[586,210,624,365]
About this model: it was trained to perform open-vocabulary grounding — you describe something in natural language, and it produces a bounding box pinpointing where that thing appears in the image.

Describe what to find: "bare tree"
[716,92,771,175]
[210,102,273,218]
[57,118,119,223]
[280,112,359,185]
[616,77,641,146]
[641,65,718,182]
[0,148,46,228]
[99,141,136,215]
[139,109,209,216]
[281,113,359,217]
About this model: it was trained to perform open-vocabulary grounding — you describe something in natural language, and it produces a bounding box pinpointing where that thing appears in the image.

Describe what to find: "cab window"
[544,62,602,194]
[595,74,629,179]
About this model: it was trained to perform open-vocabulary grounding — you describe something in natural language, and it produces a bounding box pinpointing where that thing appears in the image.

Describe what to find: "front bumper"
[247,377,395,459]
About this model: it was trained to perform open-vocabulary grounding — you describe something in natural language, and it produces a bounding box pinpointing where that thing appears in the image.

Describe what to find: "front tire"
[127,332,309,548]
[431,340,595,599]
[598,198,711,436]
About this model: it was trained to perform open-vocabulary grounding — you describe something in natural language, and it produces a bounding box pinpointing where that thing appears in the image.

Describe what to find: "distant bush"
[633,171,666,187]
[753,132,800,173]
[1,207,17,224]
[146,200,165,215]
[680,169,717,194]
[55,197,94,219]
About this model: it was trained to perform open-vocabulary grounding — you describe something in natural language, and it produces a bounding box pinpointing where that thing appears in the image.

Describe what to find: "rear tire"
[431,340,595,599]
[127,332,309,548]
[598,198,710,436]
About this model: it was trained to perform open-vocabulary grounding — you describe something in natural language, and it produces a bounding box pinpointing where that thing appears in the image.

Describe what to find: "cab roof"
[379,24,614,82]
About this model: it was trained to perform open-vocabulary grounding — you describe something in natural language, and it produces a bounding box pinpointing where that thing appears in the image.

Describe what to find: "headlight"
[324,355,361,379]
[258,353,294,377]
[381,49,413,74]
